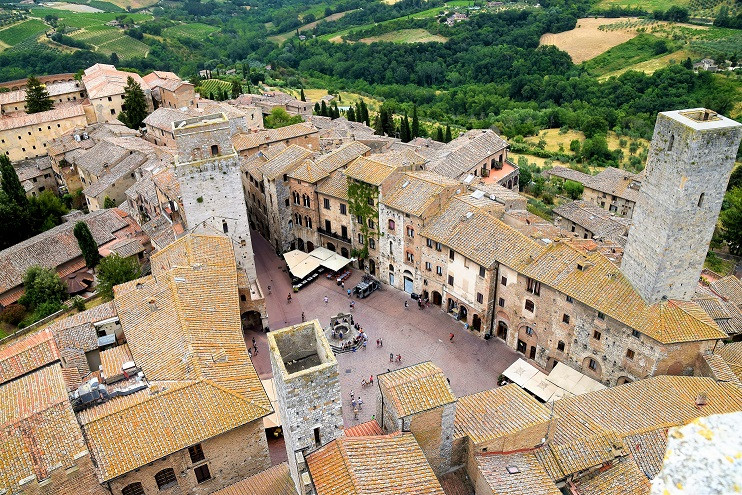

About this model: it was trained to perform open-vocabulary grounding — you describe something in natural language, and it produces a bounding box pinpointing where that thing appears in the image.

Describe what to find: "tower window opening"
[698,193,704,207]
[222,220,229,233]
[667,134,674,151]
[211,144,219,156]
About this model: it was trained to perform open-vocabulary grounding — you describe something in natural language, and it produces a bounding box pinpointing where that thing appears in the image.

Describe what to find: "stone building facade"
[316,171,353,257]
[0,105,88,161]
[173,113,265,324]
[108,421,269,495]
[268,321,344,494]
[622,109,742,304]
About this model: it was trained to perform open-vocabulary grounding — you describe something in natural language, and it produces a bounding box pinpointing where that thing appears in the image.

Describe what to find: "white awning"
[547,362,606,396]
[283,249,310,269]
[323,253,351,273]
[309,246,335,261]
[291,257,322,279]
[502,359,540,388]
[523,372,564,402]
[260,378,282,429]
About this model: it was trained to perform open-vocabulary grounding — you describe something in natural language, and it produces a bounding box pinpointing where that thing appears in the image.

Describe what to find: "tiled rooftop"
[377,361,456,418]
[316,170,350,200]
[262,145,313,181]
[82,63,149,100]
[0,103,85,131]
[0,329,60,385]
[573,459,650,495]
[454,384,553,444]
[476,452,560,495]
[232,122,317,152]
[307,433,445,495]
[212,462,297,495]
[382,171,459,217]
[426,129,507,179]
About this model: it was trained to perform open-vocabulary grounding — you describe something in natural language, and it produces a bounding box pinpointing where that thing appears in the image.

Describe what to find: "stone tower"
[267,320,344,494]
[621,109,742,304]
[173,113,266,326]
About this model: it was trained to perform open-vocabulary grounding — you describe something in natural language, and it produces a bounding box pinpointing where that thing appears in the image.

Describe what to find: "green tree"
[300,88,306,101]
[110,52,120,65]
[28,191,67,232]
[401,112,411,143]
[264,107,303,129]
[728,166,742,191]
[320,100,328,117]
[518,166,532,192]
[411,105,420,138]
[569,139,581,154]
[721,188,742,255]
[563,180,584,200]
[18,266,66,310]
[103,196,116,209]
[118,76,148,129]
[359,100,370,126]
[444,125,452,143]
[436,126,444,142]
[25,76,54,114]
[314,102,321,114]
[73,221,101,269]
[96,253,141,301]
[231,79,242,99]
[347,105,356,121]
[1,154,27,207]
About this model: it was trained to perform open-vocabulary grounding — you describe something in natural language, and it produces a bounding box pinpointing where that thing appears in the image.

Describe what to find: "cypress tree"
[400,113,411,142]
[231,80,242,99]
[314,102,321,114]
[332,102,340,119]
[300,88,306,101]
[247,82,252,94]
[74,221,101,269]
[373,114,383,135]
[320,100,328,117]
[354,102,362,122]
[411,105,420,138]
[436,126,444,142]
[445,125,452,143]
[361,100,370,126]
[25,76,54,114]
[118,76,148,129]
[209,91,215,100]
[0,154,28,207]
[347,105,356,121]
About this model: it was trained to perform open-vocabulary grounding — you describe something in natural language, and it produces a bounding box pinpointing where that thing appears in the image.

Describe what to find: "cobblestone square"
[247,232,519,426]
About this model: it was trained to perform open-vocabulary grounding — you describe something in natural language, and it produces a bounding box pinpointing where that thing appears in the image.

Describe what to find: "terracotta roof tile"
[289,141,369,183]
[79,379,268,482]
[382,171,459,217]
[82,64,149,100]
[476,451,560,495]
[0,364,88,491]
[262,145,313,181]
[307,433,445,495]
[232,123,317,152]
[99,344,132,382]
[454,384,553,444]
[344,156,398,186]
[427,130,507,179]
[625,428,668,480]
[344,420,384,437]
[212,462,297,495]
[0,104,85,132]
[574,459,651,495]
[378,362,455,418]
[0,329,60,384]
[317,171,350,200]
[710,276,742,308]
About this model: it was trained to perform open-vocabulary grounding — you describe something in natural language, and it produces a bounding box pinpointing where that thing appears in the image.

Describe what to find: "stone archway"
[458,305,468,322]
[297,238,304,251]
[369,259,376,276]
[327,242,336,252]
[582,356,602,379]
[616,376,632,385]
[241,310,263,333]
[517,325,539,360]
[496,321,508,340]
[432,291,442,306]
[472,314,481,331]
[307,241,314,252]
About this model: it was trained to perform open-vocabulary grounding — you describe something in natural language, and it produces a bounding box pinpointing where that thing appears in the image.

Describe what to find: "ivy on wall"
[347,178,379,260]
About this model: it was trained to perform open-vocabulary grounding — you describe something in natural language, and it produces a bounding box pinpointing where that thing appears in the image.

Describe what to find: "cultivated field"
[286,88,382,112]
[595,0,690,11]
[268,10,355,44]
[600,48,695,79]
[360,28,447,43]
[539,17,640,63]
[162,22,218,39]
[0,19,47,46]
[197,79,233,98]
[70,25,149,57]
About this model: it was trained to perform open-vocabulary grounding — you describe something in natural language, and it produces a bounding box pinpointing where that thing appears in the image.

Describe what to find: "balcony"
[317,227,351,244]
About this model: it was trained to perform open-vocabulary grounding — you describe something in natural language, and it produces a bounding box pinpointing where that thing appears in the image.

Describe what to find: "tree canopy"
[97,254,141,301]
[118,76,149,129]
[74,221,101,269]
[264,107,303,129]
[25,76,54,114]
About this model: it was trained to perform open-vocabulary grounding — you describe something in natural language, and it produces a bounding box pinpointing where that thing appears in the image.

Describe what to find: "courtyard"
[246,231,519,426]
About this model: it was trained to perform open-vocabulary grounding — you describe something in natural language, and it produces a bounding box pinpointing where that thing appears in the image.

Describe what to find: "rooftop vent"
[402,180,410,188]
[471,190,485,200]
[695,393,708,407]
[506,466,520,474]
[174,277,186,282]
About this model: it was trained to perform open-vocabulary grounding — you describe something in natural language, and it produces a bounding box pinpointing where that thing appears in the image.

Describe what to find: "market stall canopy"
[502,359,540,388]
[283,248,352,280]
[547,362,606,395]
[503,358,606,402]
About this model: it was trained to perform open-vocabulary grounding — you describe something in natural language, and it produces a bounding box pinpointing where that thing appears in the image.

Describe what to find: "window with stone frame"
[501,276,507,286]
[436,266,443,275]
[340,203,347,215]
[369,239,375,250]
[426,238,432,248]
[407,226,414,238]
[525,299,535,312]
[448,274,454,285]
[389,219,396,230]
[566,295,573,303]
[557,340,565,352]
[498,297,505,307]
[525,326,534,336]
[593,330,601,340]
[526,277,541,295]
[122,483,144,495]
[477,292,484,304]
[323,198,331,209]
[479,266,486,277]
[562,314,570,324]
[425,262,432,271]
[189,444,205,463]
[626,349,635,360]
[406,251,414,263]
[588,358,597,371]
[194,464,211,484]
[155,468,177,490]
[631,329,640,338]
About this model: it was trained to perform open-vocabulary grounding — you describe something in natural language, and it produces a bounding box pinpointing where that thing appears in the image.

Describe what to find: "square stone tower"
[173,113,266,326]
[621,109,742,304]
[267,320,344,494]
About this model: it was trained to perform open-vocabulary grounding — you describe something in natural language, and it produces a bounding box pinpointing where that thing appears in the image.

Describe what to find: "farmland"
[162,23,219,39]
[0,19,47,47]
[197,79,233,98]
[267,10,356,45]
[70,27,149,58]
[360,28,447,43]
[539,17,641,63]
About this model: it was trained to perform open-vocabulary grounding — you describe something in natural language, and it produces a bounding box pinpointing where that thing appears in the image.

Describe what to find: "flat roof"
[662,108,742,131]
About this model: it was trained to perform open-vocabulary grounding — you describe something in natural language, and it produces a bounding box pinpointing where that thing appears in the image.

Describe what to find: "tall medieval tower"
[621,109,742,304]
[268,321,344,495]
[173,113,266,326]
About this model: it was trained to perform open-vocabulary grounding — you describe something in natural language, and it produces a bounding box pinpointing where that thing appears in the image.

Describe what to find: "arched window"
[389,264,394,271]
[211,144,219,156]
[122,483,144,495]
[305,216,312,229]
[155,468,177,490]
[222,220,228,233]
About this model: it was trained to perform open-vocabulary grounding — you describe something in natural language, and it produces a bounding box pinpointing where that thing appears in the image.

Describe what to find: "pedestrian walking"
[357,397,364,410]
[396,354,401,363]
[350,390,355,402]
[248,348,252,358]
[379,338,383,347]
[350,300,355,310]
[324,295,329,305]
[404,300,409,309]
[362,340,367,350]
[301,312,305,322]
[449,332,455,342]
[390,353,394,362]
[252,337,256,348]
[446,377,451,385]
[352,398,357,409]
[287,293,292,304]
[353,407,359,419]
[253,344,258,355]
[342,281,345,289]
[267,285,271,294]
[369,375,374,384]
[347,288,352,298]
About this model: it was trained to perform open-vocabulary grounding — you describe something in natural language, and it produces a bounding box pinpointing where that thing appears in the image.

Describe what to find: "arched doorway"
[616,376,632,385]
[432,291,442,306]
[582,356,602,378]
[447,298,456,313]
[518,325,538,360]
[458,305,468,322]
[472,314,481,331]
[369,259,376,275]
[241,311,263,333]
[327,242,336,252]
[496,321,508,340]
[297,238,304,251]
[341,247,349,258]
[307,241,314,252]
[403,270,413,293]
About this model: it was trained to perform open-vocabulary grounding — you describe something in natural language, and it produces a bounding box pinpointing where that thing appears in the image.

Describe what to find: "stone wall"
[583,186,635,218]
[289,178,321,252]
[0,112,88,162]
[316,190,352,256]
[108,420,270,495]
[265,177,295,253]
[17,451,107,495]
[622,110,742,304]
